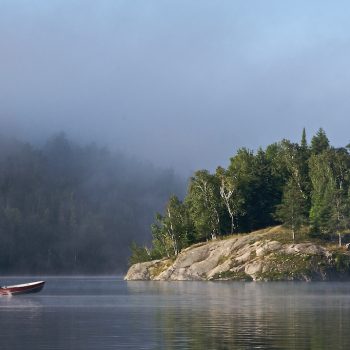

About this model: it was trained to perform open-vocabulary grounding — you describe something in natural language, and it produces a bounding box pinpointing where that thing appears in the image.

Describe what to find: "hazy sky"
[1,0,350,175]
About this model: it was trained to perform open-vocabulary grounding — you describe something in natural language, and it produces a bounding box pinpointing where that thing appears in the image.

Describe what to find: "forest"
[131,128,350,264]
[0,133,184,273]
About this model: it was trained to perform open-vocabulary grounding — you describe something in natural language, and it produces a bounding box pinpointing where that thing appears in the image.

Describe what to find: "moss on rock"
[211,270,253,281]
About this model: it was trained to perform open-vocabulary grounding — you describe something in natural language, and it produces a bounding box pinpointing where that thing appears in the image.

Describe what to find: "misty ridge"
[0,133,185,274]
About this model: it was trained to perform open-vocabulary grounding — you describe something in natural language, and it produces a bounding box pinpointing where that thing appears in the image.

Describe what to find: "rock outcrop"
[125,228,350,281]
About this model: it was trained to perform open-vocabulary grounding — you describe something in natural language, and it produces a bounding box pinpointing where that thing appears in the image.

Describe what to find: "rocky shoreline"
[125,227,350,281]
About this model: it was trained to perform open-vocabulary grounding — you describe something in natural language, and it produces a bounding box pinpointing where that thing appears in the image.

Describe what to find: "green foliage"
[311,128,330,155]
[211,270,253,281]
[140,127,350,262]
[129,242,152,265]
[186,170,223,240]
[216,166,245,234]
[275,178,308,240]
[255,253,329,281]
[332,252,350,272]
[151,196,194,257]
[301,127,308,150]
[227,147,283,231]
[309,152,334,233]
[309,148,350,239]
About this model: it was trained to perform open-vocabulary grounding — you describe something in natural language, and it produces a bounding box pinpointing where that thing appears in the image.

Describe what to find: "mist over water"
[1,277,350,349]
[2,2,350,273]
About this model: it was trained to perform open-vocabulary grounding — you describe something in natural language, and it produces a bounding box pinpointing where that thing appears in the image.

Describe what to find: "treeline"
[0,134,184,273]
[131,128,350,263]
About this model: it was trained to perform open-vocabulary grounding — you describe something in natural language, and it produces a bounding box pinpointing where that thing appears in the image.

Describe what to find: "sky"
[1,0,350,175]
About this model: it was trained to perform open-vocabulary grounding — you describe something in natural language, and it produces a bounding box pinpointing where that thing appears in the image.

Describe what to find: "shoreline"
[125,227,350,282]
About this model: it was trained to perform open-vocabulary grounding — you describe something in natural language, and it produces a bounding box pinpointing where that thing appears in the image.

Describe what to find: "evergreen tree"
[309,151,335,234]
[250,149,281,229]
[140,127,350,261]
[311,128,330,155]
[308,148,350,238]
[299,128,311,208]
[301,128,307,150]
[227,147,284,231]
[275,178,308,241]
[228,148,257,231]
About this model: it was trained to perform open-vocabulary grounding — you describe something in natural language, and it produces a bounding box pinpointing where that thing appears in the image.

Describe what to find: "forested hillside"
[0,134,184,273]
[132,128,350,264]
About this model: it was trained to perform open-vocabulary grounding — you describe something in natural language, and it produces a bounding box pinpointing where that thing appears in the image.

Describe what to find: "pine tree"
[299,128,311,210]
[311,128,330,155]
[301,128,307,150]
[228,148,280,231]
[309,152,334,234]
[275,178,308,241]
[309,148,350,239]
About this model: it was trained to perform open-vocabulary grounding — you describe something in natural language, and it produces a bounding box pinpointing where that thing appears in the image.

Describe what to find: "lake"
[0,276,350,349]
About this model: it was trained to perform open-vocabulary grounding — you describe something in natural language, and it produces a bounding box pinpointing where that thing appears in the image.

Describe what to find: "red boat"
[0,281,45,296]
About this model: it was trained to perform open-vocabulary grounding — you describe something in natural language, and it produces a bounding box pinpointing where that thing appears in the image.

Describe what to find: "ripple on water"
[0,277,350,349]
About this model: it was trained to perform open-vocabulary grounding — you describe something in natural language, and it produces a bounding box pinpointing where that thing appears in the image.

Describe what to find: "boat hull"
[0,281,45,296]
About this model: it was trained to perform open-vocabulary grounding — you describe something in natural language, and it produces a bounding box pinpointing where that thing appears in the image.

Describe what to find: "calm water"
[0,277,350,349]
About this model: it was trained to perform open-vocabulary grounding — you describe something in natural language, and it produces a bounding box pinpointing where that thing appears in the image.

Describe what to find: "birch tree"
[329,149,350,246]
[280,140,309,201]
[186,170,222,240]
[151,196,193,256]
[216,166,244,234]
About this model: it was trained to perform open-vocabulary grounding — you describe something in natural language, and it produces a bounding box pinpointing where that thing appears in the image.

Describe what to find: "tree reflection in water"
[128,281,350,349]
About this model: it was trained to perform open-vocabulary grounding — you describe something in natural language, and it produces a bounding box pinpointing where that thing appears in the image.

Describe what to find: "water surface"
[0,276,349,349]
